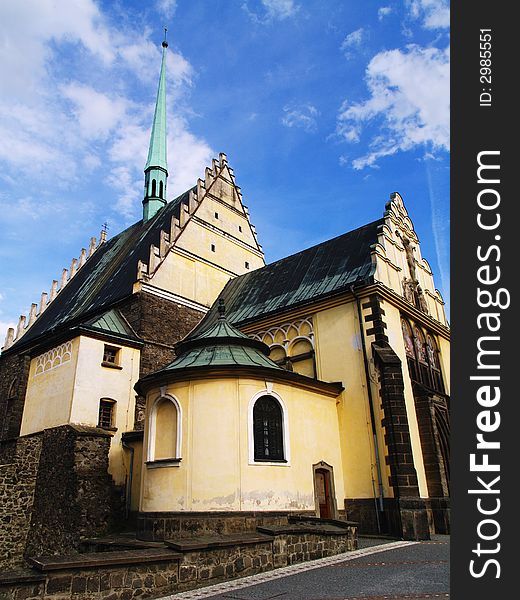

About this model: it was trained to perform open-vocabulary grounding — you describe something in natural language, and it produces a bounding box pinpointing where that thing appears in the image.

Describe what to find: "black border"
[452,3,515,596]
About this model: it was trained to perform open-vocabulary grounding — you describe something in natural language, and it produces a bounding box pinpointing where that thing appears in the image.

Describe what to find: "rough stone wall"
[0,425,118,570]
[274,531,356,567]
[0,351,31,448]
[0,529,357,599]
[137,511,313,541]
[119,292,204,377]
[0,434,43,570]
[26,426,118,558]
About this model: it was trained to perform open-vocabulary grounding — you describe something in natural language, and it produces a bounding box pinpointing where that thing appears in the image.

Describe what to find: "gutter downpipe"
[350,285,384,534]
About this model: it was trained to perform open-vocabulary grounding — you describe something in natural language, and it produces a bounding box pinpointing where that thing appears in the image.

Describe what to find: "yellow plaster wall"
[313,304,389,500]
[195,193,259,251]
[140,377,344,514]
[71,336,140,485]
[149,230,263,310]
[20,338,79,436]
[147,175,264,310]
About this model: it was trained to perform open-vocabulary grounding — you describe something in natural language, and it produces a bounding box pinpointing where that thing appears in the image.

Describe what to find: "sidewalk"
[160,536,449,600]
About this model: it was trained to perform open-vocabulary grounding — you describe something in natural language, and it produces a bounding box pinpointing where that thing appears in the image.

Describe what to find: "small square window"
[98,399,116,429]
[102,345,121,368]
[214,212,219,219]
[211,244,216,252]
[245,261,250,269]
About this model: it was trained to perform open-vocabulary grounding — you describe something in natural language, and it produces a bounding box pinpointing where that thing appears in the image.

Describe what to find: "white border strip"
[159,540,417,599]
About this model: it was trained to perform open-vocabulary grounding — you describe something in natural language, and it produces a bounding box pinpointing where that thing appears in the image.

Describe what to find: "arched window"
[253,396,285,462]
[151,179,157,197]
[288,338,315,378]
[98,398,116,429]
[401,319,419,382]
[426,335,444,393]
[147,395,182,464]
[414,327,431,387]
[159,180,164,199]
[401,319,445,393]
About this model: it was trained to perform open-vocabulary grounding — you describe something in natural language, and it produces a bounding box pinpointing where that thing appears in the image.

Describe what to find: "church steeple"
[143,32,169,222]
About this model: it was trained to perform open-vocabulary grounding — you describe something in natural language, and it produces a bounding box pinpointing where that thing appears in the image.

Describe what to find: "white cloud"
[242,0,299,23]
[156,0,178,19]
[0,0,213,218]
[61,84,129,140]
[281,103,319,133]
[406,0,449,30]
[262,0,299,19]
[337,44,449,169]
[378,6,393,20]
[340,28,366,59]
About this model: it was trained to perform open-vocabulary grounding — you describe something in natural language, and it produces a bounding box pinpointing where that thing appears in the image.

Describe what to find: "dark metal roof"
[9,189,193,352]
[189,219,383,335]
[78,308,142,346]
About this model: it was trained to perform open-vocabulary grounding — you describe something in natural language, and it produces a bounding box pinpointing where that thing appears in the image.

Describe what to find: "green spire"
[145,41,168,172]
[143,32,169,222]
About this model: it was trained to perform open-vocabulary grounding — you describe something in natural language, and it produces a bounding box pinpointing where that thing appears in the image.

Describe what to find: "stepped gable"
[6,189,192,352]
[189,218,384,334]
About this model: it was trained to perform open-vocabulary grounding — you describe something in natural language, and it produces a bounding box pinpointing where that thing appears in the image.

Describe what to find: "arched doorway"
[313,461,337,520]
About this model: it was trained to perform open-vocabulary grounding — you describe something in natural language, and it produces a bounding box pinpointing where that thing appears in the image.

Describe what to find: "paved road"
[165,536,449,600]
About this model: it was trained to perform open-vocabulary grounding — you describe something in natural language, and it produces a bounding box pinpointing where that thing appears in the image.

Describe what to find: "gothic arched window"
[402,319,445,393]
[414,327,431,387]
[159,180,164,199]
[427,335,444,393]
[253,396,285,461]
[151,179,157,197]
[401,319,419,382]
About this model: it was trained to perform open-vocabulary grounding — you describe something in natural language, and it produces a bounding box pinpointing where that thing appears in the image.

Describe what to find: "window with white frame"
[147,395,182,465]
[249,392,289,463]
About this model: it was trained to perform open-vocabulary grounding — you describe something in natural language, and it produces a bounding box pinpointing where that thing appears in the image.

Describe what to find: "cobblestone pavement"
[161,536,450,600]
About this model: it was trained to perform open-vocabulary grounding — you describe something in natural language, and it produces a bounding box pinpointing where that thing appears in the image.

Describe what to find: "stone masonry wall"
[0,425,118,570]
[0,352,31,448]
[0,434,43,570]
[0,528,357,599]
[25,426,118,559]
[119,292,204,378]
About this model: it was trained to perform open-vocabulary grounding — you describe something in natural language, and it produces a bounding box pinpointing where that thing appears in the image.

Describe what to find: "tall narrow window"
[414,327,431,387]
[155,399,177,459]
[401,319,419,382]
[159,180,164,199]
[151,179,157,197]
[426,335,445,393]
[253,396,285,461]
[148,395,182,465]
[98,398,116,429]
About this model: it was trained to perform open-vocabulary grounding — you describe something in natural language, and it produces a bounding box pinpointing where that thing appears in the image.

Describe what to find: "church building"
[0,38,450,572]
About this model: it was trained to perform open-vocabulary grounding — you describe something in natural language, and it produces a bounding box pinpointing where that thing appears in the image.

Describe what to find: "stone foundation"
[425,497,450,534]
[137,510,316,541]
[0,523,357,600]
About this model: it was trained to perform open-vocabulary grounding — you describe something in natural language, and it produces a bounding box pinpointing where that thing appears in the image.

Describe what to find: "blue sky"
[0,0,450,339]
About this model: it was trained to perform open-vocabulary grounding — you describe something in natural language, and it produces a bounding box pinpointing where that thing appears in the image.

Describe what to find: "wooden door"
[316,469,331,519]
